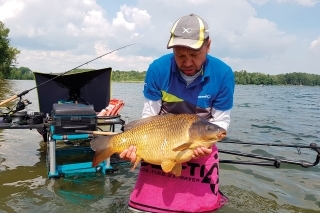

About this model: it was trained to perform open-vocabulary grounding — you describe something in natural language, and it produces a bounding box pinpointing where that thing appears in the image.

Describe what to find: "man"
[120,14,235,213]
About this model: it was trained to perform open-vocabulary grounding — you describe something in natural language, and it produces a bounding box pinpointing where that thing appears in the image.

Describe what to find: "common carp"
[90,113,226,176]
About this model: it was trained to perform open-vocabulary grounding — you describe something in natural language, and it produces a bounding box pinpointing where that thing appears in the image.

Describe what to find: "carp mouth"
[204,125,227,141]
[189,121,227,142]
[217,130,227,140]
[203,128,227,143]
[198,128,227,143]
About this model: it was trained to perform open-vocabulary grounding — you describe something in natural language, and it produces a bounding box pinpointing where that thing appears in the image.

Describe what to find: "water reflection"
[0,80,14,98]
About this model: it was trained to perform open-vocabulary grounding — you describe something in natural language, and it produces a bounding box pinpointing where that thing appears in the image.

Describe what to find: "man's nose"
[183,57,193,67]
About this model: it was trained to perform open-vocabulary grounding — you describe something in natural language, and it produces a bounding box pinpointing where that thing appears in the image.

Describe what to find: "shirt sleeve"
[141,98,162,118]
[209,108,231,131]
[143,62,163,101]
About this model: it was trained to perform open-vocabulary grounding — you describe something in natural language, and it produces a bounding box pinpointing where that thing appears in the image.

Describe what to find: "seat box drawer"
[51,103,97,134]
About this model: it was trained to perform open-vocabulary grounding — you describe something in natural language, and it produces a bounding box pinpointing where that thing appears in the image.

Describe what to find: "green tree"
[7,66,34,80]
[234,71,320,86]
[0,21,20,79]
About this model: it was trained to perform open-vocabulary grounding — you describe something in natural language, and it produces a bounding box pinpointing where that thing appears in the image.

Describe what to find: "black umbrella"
[34,68,112,115]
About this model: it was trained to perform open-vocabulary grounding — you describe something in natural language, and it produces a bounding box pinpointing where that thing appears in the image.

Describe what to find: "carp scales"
[90,113,226,176]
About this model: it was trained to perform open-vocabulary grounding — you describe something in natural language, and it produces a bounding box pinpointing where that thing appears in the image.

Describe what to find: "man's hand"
[119,145,137,163]
[192,147,212,159]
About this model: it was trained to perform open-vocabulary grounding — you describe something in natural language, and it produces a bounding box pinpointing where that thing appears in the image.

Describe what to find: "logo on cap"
[182,27,192,34]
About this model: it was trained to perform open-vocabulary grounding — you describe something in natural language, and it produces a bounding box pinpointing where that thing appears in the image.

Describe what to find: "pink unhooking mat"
[129,145,228,213]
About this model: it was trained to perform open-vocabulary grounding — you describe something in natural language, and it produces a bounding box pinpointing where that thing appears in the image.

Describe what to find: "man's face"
[173,39,211,76]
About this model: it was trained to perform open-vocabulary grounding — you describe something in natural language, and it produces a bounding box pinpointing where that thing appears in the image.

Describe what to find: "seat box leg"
[48,138,59,178]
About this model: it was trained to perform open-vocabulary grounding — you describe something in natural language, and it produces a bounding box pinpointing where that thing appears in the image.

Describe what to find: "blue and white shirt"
[142,53,235,130]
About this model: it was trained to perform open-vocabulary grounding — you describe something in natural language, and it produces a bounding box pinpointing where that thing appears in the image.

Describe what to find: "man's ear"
[206,39,211,53]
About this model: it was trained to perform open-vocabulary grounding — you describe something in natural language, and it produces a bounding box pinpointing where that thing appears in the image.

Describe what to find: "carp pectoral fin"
[171,164,182,177]
[131,156,142,171]
[172,142,193,151]
[161,160,176,173]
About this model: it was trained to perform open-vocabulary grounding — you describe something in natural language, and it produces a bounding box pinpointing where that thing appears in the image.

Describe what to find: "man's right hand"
[119,145,137,163]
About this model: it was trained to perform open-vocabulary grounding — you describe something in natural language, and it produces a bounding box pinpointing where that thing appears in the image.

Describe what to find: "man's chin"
[181,69,198,76]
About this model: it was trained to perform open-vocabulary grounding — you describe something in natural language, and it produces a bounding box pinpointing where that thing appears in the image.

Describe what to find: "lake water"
[0,80,319,213]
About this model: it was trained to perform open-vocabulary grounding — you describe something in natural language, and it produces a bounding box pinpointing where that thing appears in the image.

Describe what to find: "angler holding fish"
[91,14,235,213]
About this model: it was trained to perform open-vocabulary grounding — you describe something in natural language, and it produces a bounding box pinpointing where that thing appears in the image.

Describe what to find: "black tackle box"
[51,103,97,134]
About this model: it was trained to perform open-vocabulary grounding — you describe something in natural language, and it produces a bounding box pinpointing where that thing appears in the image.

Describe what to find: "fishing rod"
[219,140,320,168]
[220,140,318,149]
[0,43,140,107]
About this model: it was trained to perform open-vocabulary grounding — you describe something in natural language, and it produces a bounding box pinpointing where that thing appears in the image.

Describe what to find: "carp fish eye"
[206,125,213,130]
[206,125,218,131]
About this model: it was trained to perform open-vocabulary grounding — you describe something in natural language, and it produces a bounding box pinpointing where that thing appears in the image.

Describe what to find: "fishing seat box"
[51,103,97,134]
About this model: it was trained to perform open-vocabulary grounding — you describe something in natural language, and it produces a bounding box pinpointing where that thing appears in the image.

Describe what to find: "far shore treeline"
[3,67,320,86]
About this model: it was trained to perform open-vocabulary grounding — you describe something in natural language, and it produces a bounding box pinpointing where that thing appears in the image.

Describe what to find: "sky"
[0,0,319,75]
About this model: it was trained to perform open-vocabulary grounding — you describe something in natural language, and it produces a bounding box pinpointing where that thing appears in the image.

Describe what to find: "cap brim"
[167,36,204,50]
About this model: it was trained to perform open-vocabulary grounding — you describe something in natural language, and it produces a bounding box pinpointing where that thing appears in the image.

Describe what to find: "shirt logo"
[198,94,211,99]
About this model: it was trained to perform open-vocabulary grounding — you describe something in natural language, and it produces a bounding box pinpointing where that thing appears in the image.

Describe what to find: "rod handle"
[0,95,18,106]
[75,130,118,135]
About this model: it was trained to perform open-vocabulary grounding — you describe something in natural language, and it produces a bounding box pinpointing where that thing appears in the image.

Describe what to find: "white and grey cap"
[167,14,209,50]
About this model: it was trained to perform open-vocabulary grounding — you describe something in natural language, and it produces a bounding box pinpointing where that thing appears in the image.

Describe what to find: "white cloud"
[113,5,151,31]
[130,32,140,39]
[121,5,151,27]
[309,36,320,54]
[81,10,110,37]
[227,17,297,58]
[26,27,45,37]
[83,0,94,6]
[186,0,209,4]
[0,0,24,21]
[248,0,270,5]
[66,23,79,36]
[113,12,136,30]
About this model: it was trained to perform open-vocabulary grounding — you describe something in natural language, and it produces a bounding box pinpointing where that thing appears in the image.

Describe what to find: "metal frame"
[46,125,115,179]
